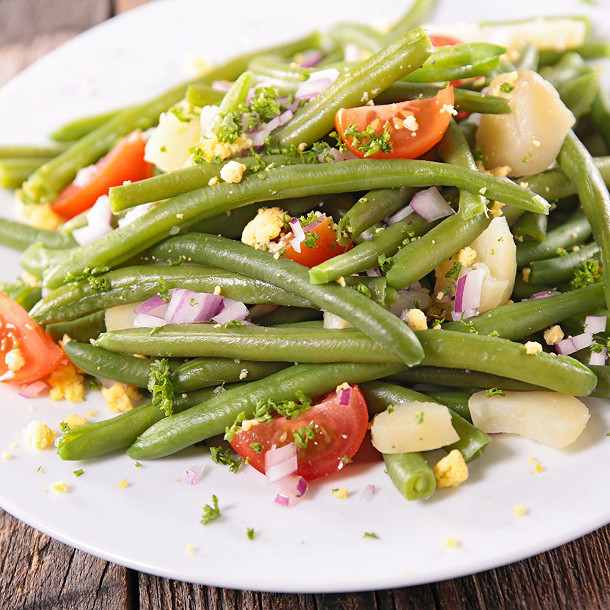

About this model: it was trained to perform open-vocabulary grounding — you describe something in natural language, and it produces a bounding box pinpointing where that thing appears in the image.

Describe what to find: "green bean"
[389,0,438,38]
[49,109,123,143]
[184,84,226,108]
[19,244,74,280]
[361,381,489,463]
[46,311,106,343]
[310,213,435,284]
[45,158,548,291]
[516,207,591,267]
[529,243,600,285]
[0,278,41,311]
[422,391,473,423]
[375,82,511,115]
[559,131,610,311]
[247,55,312,84]
[383,452,436,501]
[512,211,547,243]
[255,306,322,326]
[0,144,70,158]
[386,211,490,290]
[389,367,545,392]
[272,29,433,149]
[0,158,49,188]
[558,72,599,119]
[437,119,487,218]
[31,265,312,325]
[404,43,505,83]
[443,283,605,340]
[591,87,610,154]
[212,71,252,137]
[127,362,402,460]
[543,52,589,89]
[338,187,417,241]
[22,31,322,204]
[538,42,610,67]
[96,325,597,396]
[0,217,76,251]
[328,23,385,54]
[343,276,397,308]
[513,43,539,72]
[511,276,554,301]
[113,234,425,365]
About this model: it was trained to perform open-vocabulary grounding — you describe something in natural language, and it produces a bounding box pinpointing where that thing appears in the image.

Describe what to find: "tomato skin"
[282,217,352,268]
[335,87,454,161]
[230,385,369,481]
[0,293,64,384]
[51,130,153,220]
[429,34,463,47]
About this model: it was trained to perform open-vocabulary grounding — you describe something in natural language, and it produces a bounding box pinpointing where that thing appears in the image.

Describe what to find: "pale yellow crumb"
[1,451,12,461]
[23,421,55,450]
[513,505,527,516]
[524,341,542,355]
[433,450,469,488]
[102,384,136,413]
[457,247,477,267]
[63,414,89,429]
[405,308,427,331]
[521,267,531,282]
[186,544,196,553]
[220,160,247,184]
[208,176,219,186]
[51,481,69,493]
[444,537,459,548]
[117,479,128,489]
[543,325,564,345]
[85,410,96,418]
[5,347,26,372]
[490,201,505,218]
[332,487,349,499]
[528,456,544,474]
[49,363,85,403]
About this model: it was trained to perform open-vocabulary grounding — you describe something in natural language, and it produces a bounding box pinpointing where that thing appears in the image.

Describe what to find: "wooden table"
[0,1,609,607]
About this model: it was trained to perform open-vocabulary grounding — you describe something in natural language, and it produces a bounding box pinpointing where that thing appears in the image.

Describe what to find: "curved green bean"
[389,0,437,38]
[20,244,74,280]
[0,158,49,188]
[512,211,547,243]
[328,23,385,54]
[0,217,76,251]
[529,242,600,285]
[46,311,106,343]
[184,84,226,108]
[49,109,123,142]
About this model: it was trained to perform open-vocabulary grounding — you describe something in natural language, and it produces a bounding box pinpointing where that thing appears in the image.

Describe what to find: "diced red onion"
[273,475,308,507]
[555,332,593,355]
[72,219,113,246]
[454,268,485,314]
[590,346,608,366]
[295,68,340,100]
[585,315,607,334]
[388,205,414,226]
[185,463,205,485]
[289,217,306,253]
[134,313,167,328]
[265,443,298,482]
[165,289,223,324]
[212,80,232,92]
[410,186,455,222]
[87,194,112,225]
[339,387,352,405]
[250,110,294,147]
[525,291,554,301]
[213,385,226,394]
[132,295,169,317]
[18,380,48,399]
[366,267,382,277]
[211,297,249,324]
[301,50,323,68]
[274,492,292,507]
[117,202,154,228]
[407,281,422,292]
[390,289,431,317]
[360,484,376,502]
[302,214,326,233]
[451,307,478,321]
[317,147,357,163]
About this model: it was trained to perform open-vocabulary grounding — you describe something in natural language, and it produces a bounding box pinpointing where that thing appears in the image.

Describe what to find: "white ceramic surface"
[1,0,609,593]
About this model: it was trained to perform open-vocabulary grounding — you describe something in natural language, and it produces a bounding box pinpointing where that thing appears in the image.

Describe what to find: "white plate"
[1,0,610,594]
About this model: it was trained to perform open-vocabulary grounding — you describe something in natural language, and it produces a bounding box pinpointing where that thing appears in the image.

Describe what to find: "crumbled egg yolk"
[524,341,542,355]
[521,267,531,282]
[16,197,63,231]
[193,134,253,164]
[51,481,69,493]
[513,505,527,516]
[528,456,544,474]
[490,201,505,218]
[239,368,249,380]
[433,450,469,488]
[117,479,128,489]
[241,207,290,250]
[440,104,457,116]
[404,308,428,331]
[63,414,89,429]
[1,451,12,460]
[208,176,219,186]
[457,247,477,267]
[5,347,26,372]
[186,544,196,553]
[544,325,564,345]
[102,384,136,413]
[49,363,85,403]
[23,420,55,450]
[220,160,247,184]
[444,537,459,548]
[332,487,349,499]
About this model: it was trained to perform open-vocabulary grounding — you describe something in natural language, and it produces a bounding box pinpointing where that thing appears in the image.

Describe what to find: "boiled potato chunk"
[469,390,590,449]
[105,303,137,331]
[476,70,575,177]
[371,401,459,453]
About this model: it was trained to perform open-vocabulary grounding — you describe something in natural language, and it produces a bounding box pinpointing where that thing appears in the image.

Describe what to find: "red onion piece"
[302,214,326,233]
[360,484,376,502]
[317,148,357,163]
[211,297,249,324]
[454,268,485,313]
[274,492,292,507]
[250,110,293,147]
[529,291,554,300]
[185,463,205,485]
[301,50,323,68]
[410,186,455,222]
[388,205,414,226]
[572,332,595,351]
[451,307,478,321]
[366,267,382,277]
[289,217,306,253]
[265,443,298,482]
[18,380,48,399]
[132,295,168,317]
[134,313,167,328]
[339,387,352,405]
[590,347,608,366]
[585,315,607,334]
[165,289,222,324]
[295,68,340,100]
[212,80,232,91]
[555,332,593,355]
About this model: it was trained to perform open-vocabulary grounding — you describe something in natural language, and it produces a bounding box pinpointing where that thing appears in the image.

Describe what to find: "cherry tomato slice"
[335,86,454,160]
[282,217,352,268]
[0,292,64,384]
[429,34,463,47]
[51,130,153,220]
[230,385,369,481]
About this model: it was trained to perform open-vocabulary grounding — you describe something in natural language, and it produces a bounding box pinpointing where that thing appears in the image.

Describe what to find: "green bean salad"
[1,0,610,505]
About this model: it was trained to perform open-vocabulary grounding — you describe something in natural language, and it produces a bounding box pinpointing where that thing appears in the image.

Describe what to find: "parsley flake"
[363,532,379,539]
[292,423,318,449]
[200,494,221,525]
[247,527,255,540]
[73,469,84,477]
[486,388,505,397]
[414,411,425,425]
[148,359,174,417]
[210,446,243,473]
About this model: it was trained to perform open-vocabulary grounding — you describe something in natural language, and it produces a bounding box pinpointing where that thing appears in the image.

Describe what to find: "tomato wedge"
[51,130,153,220]
[282,217,352,268]
[335,86,454,160]
[0,293,64,384]
[429,34,463,47]
[230,385,369,481]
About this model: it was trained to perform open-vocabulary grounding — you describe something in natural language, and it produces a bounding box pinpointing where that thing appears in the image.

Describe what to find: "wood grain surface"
[0,1,609,608]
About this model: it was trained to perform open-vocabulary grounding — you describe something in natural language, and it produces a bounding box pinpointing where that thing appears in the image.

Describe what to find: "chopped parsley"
[386,405,395,413]
[135,462,143,468]
[340,454,352,464]
[59,421,70,433]
[253,391,312,423]
[148,358,174,417]
[486,387,505,397]
[292,423,318,449]
[250,442,263,453]
[303,231,320,250]
[216,110,244,144]
[414,411,425,425]
[88,377,102,391]
[170,105,194,123]
[591,343,606,354]
[225,319,245,328]
[73,469,84,477]
[344,122,392,157]
[354,283,371,298]
[157,277,171,302]
[473,146,488,163]
[571,259,602,289]
[247,527,255,540]
[363,532,379,539]
[224,411,247,442]
[210,446,243,473]
[556,247,569,256]
[499,82,514,93]
[445,261,462,281]
[200,494,221,525]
